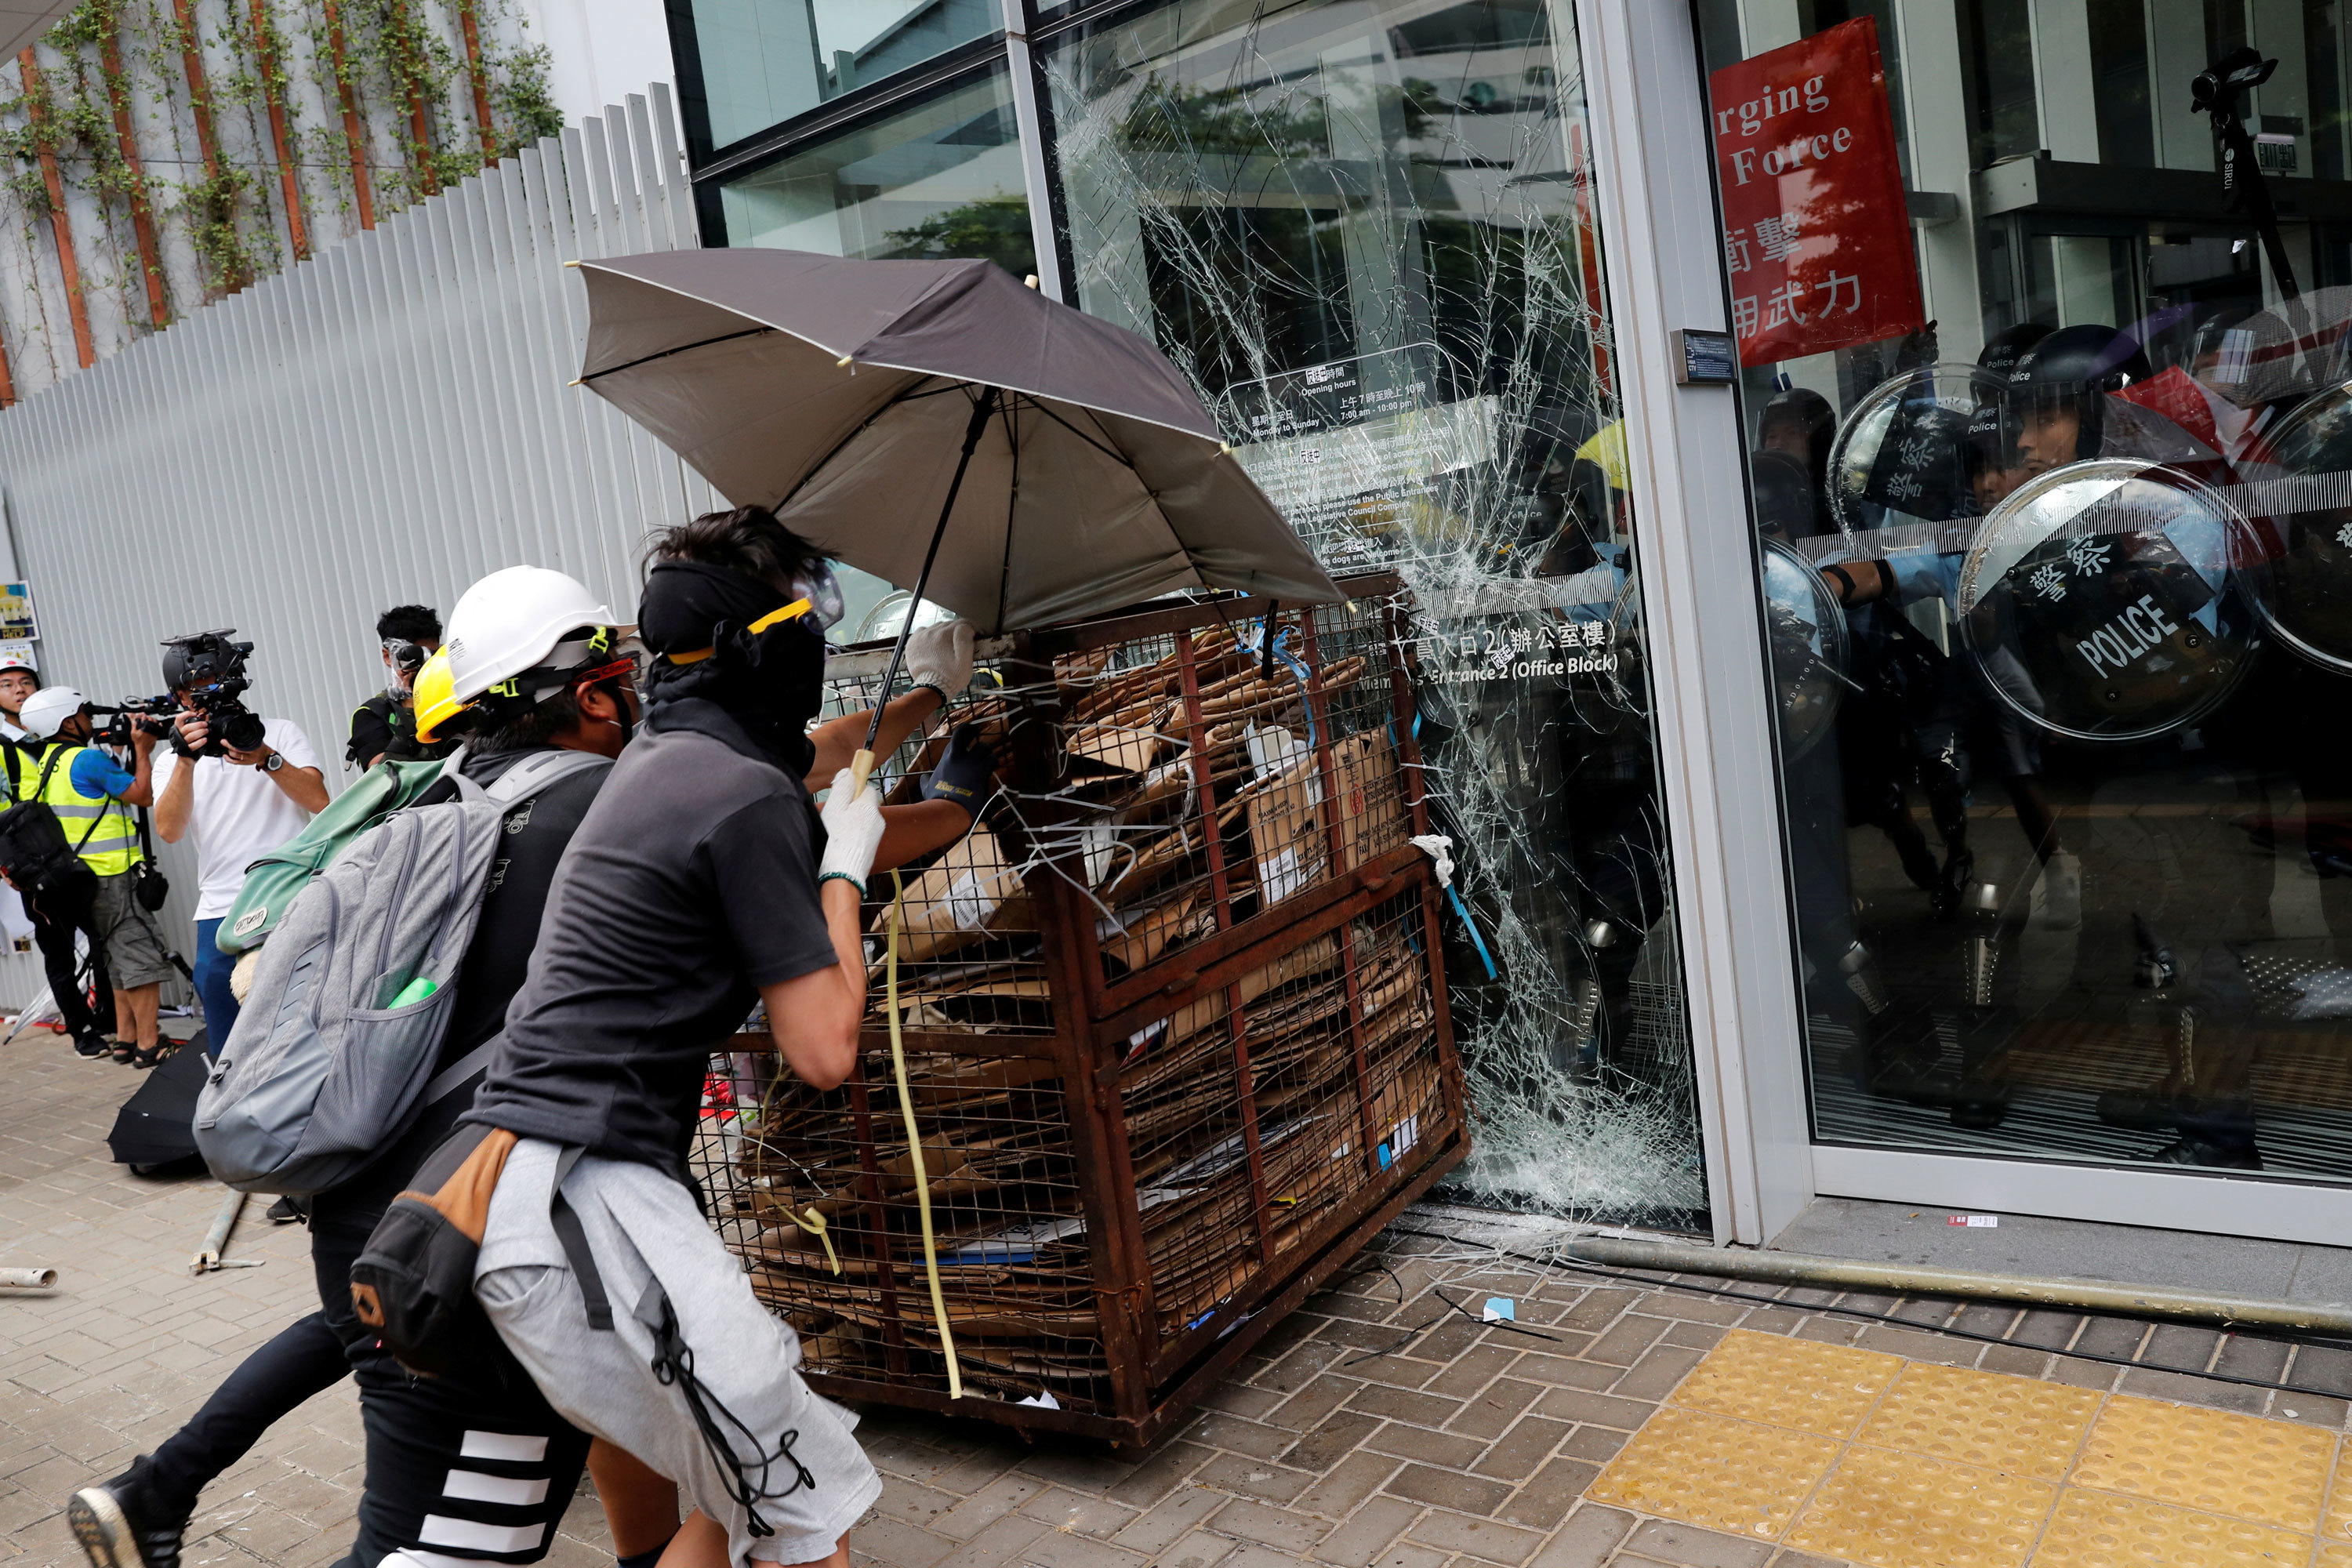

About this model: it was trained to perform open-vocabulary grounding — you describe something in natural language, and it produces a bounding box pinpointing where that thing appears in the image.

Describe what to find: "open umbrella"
[571,249,1340,776]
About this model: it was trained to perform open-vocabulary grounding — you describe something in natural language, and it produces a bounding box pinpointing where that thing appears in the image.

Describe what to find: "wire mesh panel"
[691,575,1465,1443]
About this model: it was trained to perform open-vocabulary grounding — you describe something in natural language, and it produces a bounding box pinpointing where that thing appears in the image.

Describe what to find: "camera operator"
[347,604,459,769]
[16,688,162,1065]
[154,637,327,1052]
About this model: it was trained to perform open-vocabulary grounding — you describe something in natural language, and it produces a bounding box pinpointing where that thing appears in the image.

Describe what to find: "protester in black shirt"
[466,508,985,1568]
[67,556,977,1568]
[347,604,460,770]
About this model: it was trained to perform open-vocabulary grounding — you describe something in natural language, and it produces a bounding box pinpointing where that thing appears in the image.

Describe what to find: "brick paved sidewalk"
[11,1032,2352,1568]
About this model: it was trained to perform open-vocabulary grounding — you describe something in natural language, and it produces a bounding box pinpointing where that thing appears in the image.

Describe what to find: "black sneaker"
[71,1031,110,1059]
[2151,1136,2263,1171]
[67,1457,188,1568]
[265,1196,306,1225]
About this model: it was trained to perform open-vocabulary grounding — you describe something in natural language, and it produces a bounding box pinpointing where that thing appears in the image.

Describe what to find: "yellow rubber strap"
[789,1206,841,1276]
[888,868,962,1399]
[664,597,813,665]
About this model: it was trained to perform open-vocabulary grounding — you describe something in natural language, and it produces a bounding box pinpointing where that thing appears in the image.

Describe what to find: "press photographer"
[152,631,326,1051]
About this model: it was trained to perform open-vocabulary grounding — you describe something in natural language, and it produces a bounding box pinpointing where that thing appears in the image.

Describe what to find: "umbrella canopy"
[574,249,1338,634]
[107,1036,211,1172]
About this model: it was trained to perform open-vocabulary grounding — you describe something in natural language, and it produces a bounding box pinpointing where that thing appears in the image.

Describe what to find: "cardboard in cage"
[692,573,1463,1443]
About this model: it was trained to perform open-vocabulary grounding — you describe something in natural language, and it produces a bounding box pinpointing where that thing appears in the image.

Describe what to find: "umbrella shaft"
[865,386,1001,757]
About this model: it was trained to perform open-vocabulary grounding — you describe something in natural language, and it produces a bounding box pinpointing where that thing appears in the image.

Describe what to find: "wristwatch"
[263,750,284,773]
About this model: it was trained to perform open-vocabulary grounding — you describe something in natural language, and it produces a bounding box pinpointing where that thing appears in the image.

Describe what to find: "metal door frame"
[1573,0,1813,1246]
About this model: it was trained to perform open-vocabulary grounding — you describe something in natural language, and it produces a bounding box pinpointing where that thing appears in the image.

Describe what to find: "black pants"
[28,874,111,1040]
[133,1210,588,1566]
[310,1202,592,1566]
[143,1312,350,1516]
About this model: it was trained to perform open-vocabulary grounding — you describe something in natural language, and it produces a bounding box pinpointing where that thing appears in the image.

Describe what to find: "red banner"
[1709,19,1924,366]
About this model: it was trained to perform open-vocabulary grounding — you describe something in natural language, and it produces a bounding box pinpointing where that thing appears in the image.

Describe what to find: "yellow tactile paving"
[1855,1363,2103,1483]
[2325,1452,2352,1541]
[1788,1445,2056,1568]
[1585,1330,2352,1566]
[1665,1327,1904,1438]
[1586,1403,1840,1539]
[2069,1395,2333,1530]
[2033,1487,2311,1566]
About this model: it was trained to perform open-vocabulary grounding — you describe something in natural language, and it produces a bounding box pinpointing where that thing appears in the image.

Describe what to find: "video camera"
[87,696,177,749]
[161,630,267,758]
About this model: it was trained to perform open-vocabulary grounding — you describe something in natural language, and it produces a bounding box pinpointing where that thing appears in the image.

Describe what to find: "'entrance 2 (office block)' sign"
[1710,17,1923,366]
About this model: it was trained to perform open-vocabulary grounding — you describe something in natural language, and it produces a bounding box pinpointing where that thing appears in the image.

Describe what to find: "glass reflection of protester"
[1534,419,1669,1075]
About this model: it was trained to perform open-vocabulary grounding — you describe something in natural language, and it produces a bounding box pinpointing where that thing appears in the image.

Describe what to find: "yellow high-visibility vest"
[37,746,140,876]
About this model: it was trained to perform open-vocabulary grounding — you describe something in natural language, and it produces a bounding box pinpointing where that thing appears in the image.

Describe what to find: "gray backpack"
[194,749,612,1196]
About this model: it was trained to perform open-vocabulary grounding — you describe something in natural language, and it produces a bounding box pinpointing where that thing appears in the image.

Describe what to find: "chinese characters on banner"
[1709,18,1924,365]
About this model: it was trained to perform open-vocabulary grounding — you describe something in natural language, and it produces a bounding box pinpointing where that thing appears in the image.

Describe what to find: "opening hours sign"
[1710,18,1925,365]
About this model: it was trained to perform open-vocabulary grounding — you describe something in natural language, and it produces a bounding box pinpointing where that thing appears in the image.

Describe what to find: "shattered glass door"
[1044,0,1707,1223]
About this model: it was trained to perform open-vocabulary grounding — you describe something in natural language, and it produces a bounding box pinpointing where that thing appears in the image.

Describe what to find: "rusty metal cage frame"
[702,572,1464,1445]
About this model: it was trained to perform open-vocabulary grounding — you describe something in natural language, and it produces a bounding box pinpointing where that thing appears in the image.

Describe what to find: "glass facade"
[677,0,2352,1231]
[715,65,1032,272]
[680,0,1002,150]
[675,0,1709,1226]
[1700,0,2352,1182]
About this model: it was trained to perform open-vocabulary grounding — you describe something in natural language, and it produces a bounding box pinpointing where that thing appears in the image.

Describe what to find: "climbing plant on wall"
[0,0,564,401]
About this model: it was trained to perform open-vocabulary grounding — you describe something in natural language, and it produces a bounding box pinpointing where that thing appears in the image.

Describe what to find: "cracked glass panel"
[1044,0,1706,1225]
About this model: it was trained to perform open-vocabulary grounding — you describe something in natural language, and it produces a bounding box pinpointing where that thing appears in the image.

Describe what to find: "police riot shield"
[1828,364,2011,538]
[2245,380,2352,675]
[1956,459,2263,742]
[1759,537,1849,760]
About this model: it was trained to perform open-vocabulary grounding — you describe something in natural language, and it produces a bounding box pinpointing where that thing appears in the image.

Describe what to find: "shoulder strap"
[484,748,612,807]
[441,748,612,810]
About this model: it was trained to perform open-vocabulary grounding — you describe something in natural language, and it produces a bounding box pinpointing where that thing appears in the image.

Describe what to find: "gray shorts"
[474,1139,880,1566]
[90,872,171,989]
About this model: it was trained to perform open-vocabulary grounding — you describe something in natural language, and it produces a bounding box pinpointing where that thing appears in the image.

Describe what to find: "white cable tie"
[1410,833,1455,888]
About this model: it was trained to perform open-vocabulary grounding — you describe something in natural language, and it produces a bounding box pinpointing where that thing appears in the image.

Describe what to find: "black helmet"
[2003,325,2151,463]
[2009,325,2151,397]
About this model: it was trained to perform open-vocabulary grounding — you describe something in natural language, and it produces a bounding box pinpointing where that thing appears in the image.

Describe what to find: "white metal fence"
[0,85,717,1012]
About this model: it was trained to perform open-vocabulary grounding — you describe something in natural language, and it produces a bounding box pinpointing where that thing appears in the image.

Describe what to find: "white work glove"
[904,618,975,703]
[818,768,887,899]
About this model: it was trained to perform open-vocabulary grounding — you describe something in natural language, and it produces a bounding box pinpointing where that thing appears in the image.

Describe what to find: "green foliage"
[0,0,576,339]
[1117,78,1328,161]
[186,165,258,289]
[882,194,1037,277]
[491,40,559,148]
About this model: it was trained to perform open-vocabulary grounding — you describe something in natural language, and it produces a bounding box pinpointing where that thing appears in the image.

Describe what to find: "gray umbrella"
[572,249,1338,637]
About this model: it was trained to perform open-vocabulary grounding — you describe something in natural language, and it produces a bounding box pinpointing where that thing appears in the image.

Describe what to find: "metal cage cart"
[692,572,1465,1443]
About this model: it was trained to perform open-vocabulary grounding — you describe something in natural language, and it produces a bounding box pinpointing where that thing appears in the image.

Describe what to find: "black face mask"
[640,562,827,775]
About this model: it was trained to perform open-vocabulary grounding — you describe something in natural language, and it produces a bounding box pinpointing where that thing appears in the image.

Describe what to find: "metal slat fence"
[0,85,713,1013]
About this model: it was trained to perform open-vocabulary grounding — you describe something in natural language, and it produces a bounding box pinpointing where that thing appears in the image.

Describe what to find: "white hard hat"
[442,566,626,703]
[18,685,84,739]
[0,648,37,677]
